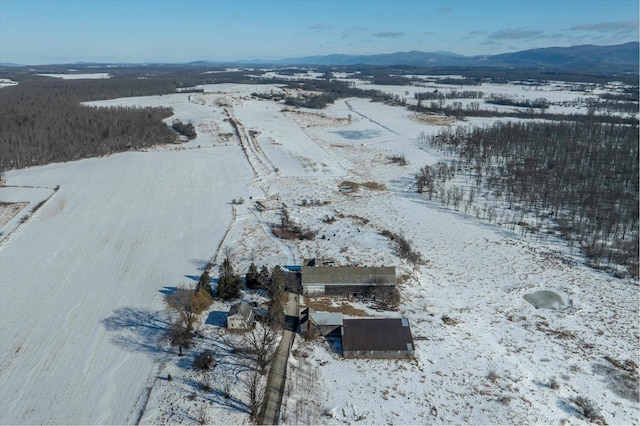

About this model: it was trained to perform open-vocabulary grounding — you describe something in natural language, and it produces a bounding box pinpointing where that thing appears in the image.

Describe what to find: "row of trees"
[246,263,291,329]
[411,98,637,125]
[485,94,550,110]
[415,90,484,101]
[282,78,397,109]
[417,120,638,277]
[165,257,295,353]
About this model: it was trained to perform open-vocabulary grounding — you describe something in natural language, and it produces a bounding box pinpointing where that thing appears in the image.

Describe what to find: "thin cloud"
[438,6,453,14]
[569,19,639,32]
[488,28,544,40]
[372,32,404,38]
[341,27,369,39]
[310,23,330,31]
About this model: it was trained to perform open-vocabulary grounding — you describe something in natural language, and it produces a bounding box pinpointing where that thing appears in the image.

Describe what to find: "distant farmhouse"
[301,261,396,297]
[341,318,414,359]
[226,301,255,330]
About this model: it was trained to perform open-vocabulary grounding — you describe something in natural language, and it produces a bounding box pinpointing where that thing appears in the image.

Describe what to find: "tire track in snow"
[245,202,297,265]
[224,105,277,180]
[344,99,402,136]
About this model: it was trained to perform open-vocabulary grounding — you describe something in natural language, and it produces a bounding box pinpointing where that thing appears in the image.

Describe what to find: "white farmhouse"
[226,301,255,330]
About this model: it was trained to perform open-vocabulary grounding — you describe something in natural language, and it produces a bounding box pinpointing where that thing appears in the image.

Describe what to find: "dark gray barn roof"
[228,301,253,320]
[342,318,414,352]
[301,266,396,286]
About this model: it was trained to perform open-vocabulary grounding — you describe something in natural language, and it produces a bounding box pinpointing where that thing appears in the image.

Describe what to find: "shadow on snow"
[101,306,173,361]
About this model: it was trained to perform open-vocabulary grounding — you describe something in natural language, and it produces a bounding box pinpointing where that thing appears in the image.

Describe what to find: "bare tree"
[165,287,199,356]
[246,367,265,420]
[222,246,236,263]
[242,324,276,374]
[196,403,210,425]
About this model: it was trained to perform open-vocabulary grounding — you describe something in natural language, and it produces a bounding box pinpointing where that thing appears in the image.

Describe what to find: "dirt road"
[257,292,299,425]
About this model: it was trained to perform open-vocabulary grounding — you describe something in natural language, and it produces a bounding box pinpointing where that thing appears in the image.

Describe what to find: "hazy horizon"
[1,0,638,65]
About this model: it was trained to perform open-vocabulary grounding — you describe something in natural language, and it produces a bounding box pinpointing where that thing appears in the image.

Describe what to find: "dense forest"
[0,77,176,170]
[417,121,639,278]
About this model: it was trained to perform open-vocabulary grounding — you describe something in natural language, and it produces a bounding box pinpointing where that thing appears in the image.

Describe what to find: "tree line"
[417,121,638,278]
[415,90,484,101]
[411,99,638,125]
[485,94,550,110]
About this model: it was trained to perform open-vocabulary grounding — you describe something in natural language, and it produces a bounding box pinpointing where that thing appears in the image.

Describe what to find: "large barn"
[300,265,396,296]
[341,318,414,359]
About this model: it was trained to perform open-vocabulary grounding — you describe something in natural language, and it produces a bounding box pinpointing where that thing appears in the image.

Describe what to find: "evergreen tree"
[217,257,241,300]
[192,269,213,313]
[268,301,285,329]
[267,266,285,328]
[196,270,212,296]
[245,262,259,289]
[257,265,271,289]
[269,266,285,300]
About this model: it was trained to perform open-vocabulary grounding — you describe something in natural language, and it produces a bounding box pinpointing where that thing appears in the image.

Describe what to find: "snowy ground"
[0,80,637,425]
[0,78,18,88]
[36,72,112,79]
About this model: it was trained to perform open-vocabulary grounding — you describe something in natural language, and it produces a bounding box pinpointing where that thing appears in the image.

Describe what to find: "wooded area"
[0,77,177,170]
[0,67,263,172]
[418,121,639,278]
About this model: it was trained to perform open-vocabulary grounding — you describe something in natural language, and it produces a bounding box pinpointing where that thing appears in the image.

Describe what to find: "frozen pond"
[332,129,382,139]
[523,290,565,309]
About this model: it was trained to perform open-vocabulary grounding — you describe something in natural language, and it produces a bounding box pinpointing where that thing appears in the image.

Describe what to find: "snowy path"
[345,99,402,136]
[258,292,299,424]
[224,105,278,180]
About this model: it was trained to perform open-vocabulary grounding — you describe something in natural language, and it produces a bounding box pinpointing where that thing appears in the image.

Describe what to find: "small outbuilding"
[341,318,414,359]
[307,311,344,337]
[226,301,255,330]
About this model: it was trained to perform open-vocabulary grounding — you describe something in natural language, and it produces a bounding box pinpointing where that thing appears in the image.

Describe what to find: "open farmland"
[0,74,638,425]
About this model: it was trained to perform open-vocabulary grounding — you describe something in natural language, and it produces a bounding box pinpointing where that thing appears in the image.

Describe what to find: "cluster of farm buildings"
[226,259,414,359]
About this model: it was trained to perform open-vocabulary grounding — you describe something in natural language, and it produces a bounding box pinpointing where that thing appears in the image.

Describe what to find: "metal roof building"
[341,318,414,359]
[301,265,396,295]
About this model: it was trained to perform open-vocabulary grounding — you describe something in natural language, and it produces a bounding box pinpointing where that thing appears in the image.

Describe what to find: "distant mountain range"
[2,42,637,74]
[275,42,639,73]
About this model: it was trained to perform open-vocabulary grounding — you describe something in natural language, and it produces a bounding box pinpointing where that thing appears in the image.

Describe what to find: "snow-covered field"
[0,78,18,88]
[0,80,637,425]
[36,72,112,79]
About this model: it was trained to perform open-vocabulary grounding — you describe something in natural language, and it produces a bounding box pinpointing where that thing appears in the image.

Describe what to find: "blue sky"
[1,0,638,64]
